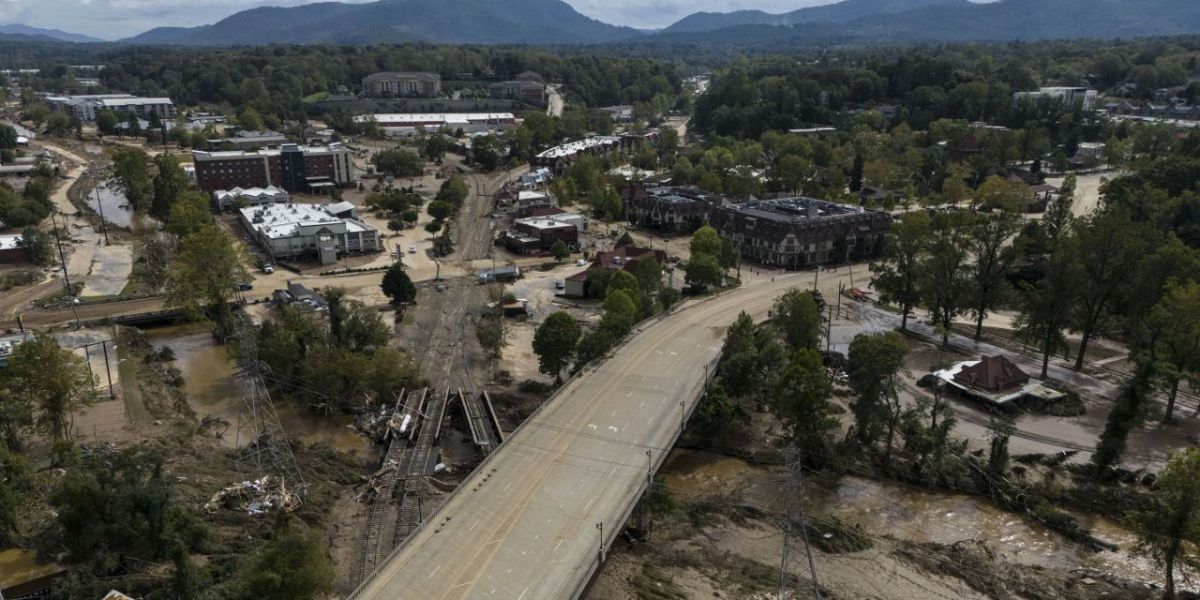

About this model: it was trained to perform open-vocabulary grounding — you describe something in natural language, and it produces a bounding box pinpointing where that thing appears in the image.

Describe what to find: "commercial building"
[501,216,579,255]
[563,245,666,298]
[361,72,441,98]
[934,355,1065,408]
[708,197,891,269]
[240,202,381,264]
[0,234,29,264]
[532,133,658,175]
[623,186,726,233]
[208,129,289,149]
[192,143,355,194]
[45,94,175,122]
[213,186,289,211]
[362,113,517,136]
[489,80,546,105]
[1013,87,1098,111]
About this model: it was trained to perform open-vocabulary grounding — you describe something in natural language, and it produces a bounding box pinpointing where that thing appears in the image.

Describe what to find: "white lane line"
[639,401,645,409]
[428,564,442,579]
[626,391,634,397]
[518,587,530,600]
[503,482,512,492]
[584,498,595,511]
[469,518,480,531]
[554,538,565,551]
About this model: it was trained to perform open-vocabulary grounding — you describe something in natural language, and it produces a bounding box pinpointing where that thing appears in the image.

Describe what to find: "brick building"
[502,217,578,254]
[622,186,726,232]
[192,143,355,194]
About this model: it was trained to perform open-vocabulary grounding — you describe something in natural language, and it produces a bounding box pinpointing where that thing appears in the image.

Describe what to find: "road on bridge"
[353,272,813,600]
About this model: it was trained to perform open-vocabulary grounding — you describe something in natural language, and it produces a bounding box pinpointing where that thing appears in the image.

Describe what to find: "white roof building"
[239,203,380,264]
[214,186,289,210]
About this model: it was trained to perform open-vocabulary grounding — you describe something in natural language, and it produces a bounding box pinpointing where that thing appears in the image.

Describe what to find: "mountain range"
[0,23,102,43]
[126,0,639,46]
[5,0,1200,47]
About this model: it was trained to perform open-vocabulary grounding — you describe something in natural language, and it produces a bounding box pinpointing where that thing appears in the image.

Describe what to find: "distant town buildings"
[1013,87,1098,111]
[44,94,175,122]
[708,196,892,268]
[532,133,658,175]
[240,201,381,264]
[502,216,580,255]
[488,80,546,105]
[192,143,355,194]
[208,129,289,149]
[361,72,441,98]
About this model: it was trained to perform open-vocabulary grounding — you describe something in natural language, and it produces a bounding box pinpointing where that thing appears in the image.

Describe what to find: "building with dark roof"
[623,186,726,233]
[708,197,891,269]
[489,80,546,105]
[361,72,441,98]
[953,355,1029,393]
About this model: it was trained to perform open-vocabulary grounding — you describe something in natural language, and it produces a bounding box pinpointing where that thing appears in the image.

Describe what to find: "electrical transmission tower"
[231,323,305,487]
[780,447,822,600]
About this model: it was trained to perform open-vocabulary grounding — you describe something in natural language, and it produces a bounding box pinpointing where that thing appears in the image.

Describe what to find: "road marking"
[554,539,564,551]
[428,564,441,578]
[503,482,512,492]
[584,498,595,511]
[469,518,480,531]
[639,401,644,409]
[518,587,530,600]
[610,409,618,417]
[626,391,633,397]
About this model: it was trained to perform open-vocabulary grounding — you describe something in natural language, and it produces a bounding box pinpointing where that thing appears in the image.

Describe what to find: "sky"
[0,0,839,40]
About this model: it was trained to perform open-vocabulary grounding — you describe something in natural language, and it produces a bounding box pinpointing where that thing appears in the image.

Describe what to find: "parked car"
[235,282,253,291]
[408,245,417,254]
[262,263,274,274]
[555,281,565,290]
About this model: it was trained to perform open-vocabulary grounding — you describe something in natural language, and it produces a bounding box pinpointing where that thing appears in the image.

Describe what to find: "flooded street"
[660,449,1162,587]
[89,181,159,231]
[144,324,371,456]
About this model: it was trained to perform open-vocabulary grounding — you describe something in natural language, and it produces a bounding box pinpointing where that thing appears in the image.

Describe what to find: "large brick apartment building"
[192,143,355,194]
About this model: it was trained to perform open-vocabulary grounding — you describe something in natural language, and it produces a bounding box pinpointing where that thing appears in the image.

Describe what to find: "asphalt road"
[353,272,813,600]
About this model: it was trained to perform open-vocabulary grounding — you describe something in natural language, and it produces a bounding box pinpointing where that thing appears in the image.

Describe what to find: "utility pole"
[92,180,109,245]
[49,211,82,328]
[781,448,822,600]
[595,521,605,563]
[812,265,820,292]
[826,304,833,354]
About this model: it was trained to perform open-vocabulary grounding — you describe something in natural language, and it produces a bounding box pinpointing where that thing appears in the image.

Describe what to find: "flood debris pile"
[204,475,305,515]
[355,460,399,504]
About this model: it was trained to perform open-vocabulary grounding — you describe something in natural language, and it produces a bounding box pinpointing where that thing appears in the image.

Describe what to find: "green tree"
[871,211,929,331]
[432,228,454,257]
[381,264,416,304]
[165,224,250,335]
[601,289,639,337]
[550,240,570,262]
[773,288,823,350]
[2,336,95,462]
[165,191,212,238]
[373,149,424,178]
[965,210,1020,340]
[151,154,189,220]
[241,517,334,600]
[846,331,908,461]
[633,258,662,293]
[974,175,1032,211]
[685,253,721,292]
[111,148,152,211]
[435,176,470,206]
[1015,241,1080,378]
[575,329,616,367]
[690,225,722,258]
[427,200,453,222]
[1154,283,1200,424]
[0,124,16,149]
[772,348,840,461]
[324,288,389,352]
[1128,447,1200,600]
[238,106,265,131]
[533,311,582,382]
[920,216,970,346]
[17,226,52,265]
[0,447,30,544]
[471,135,504,171]
[658,287,682,312]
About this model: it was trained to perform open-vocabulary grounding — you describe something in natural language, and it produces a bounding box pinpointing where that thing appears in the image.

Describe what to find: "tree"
[1015,240,1079,378]
[324,288,389,352]
[165,191,212,238]
[920,216,970,346]
[373,149,424,178]
[1154,283,1200,424]
[111,148,152,211]
[17,226,52,265]
[427,200,453,222]
[0,124,16,149]
[533,311,582,382]
[151,154,189,220]
[423,134,450,162]
[242,517,334,600]
[238,106,265,131]
[658,287,682,312]
[0,447,30,544]
[1,336,95,463]
[965,210,1020,340]
[974,175,1032,211]
[773,288,822,350]
[1128,448,1200,600]
[633,258,662,293]
[1071,208,1157,370]
[690,225,722,258]
[601,289,638,337]
[381,264,416,305]
[436,176,470,206]
[772,348,840,461]
[575,329,616,367]
[550,240,570,262]
[846,331,908,462]
[165,224,250,335]
[685,253,721,292]
[432,228,454,257]
[471,135,504,171]
[872,211,929,331]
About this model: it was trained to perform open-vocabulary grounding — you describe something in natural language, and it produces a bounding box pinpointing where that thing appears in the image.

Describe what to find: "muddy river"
[144,324,370,456]
[660,449,1162,586]
[89,181,160,231]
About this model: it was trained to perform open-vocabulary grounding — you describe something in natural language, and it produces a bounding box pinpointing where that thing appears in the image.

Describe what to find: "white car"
[408,245,417,254]
[575,258,587,267]
[262,264,274,274]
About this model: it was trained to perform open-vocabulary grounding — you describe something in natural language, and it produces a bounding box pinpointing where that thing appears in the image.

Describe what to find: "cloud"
[0,0,836,39]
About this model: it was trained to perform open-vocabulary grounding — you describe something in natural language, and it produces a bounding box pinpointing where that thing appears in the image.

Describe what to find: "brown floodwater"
[660,449,1162,586]
[144,324,370,456]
